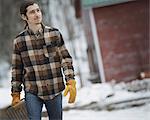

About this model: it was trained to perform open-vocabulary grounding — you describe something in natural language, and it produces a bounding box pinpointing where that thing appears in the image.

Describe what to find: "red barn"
[75,0,150,82]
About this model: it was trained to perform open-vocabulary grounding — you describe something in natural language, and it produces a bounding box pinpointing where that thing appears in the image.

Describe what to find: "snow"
[1,77,150,120]
[62,79,150,110]
[0,62,150,120]
[64,83,114,107]
[62,105,150,120]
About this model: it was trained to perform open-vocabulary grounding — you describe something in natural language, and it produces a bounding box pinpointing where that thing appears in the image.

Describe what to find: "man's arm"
[57,31,76,103]
[11,38,23,93]
[57,32,75,82]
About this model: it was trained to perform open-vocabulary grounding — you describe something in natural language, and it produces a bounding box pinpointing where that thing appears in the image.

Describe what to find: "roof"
[81,0,135,8]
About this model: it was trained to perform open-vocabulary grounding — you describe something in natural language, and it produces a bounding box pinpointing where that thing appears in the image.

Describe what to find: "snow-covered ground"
[0,62,150,120]
[1,78,150,120]
[1,84,150,120]
[61,104,150,120]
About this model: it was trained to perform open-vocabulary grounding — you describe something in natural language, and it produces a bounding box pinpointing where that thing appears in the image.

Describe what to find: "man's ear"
[21,14,27,21]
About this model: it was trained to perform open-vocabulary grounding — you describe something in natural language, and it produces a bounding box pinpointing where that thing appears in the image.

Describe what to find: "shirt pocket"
[43,41,58,58]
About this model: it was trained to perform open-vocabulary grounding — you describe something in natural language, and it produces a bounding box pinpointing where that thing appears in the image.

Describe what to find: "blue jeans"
[25,92,62,120]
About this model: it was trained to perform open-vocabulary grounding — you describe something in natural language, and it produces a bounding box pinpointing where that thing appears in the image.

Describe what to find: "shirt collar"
[26,24,44,36]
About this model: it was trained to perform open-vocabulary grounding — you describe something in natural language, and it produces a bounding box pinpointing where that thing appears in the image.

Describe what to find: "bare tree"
[0,0,22,64]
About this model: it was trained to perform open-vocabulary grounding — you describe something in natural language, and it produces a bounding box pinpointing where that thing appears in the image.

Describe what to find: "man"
[11,0,76,120]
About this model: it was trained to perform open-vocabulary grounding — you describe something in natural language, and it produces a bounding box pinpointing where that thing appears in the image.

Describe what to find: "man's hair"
[20,0,37,16]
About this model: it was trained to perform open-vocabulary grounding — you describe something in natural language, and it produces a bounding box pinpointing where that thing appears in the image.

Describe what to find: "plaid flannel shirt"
[11,24,75,100]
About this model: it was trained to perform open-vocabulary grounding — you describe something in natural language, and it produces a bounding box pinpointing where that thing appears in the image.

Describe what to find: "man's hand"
[64,80,76,103]
[11,92,21,106]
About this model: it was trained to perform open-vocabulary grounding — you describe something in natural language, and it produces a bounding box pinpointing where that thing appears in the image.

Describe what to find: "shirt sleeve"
[11,38,23,93]
[57,32,75,82]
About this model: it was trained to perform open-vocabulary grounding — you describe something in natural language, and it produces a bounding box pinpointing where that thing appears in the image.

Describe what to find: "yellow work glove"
[11,92,21,106]
[64,80,76,103]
